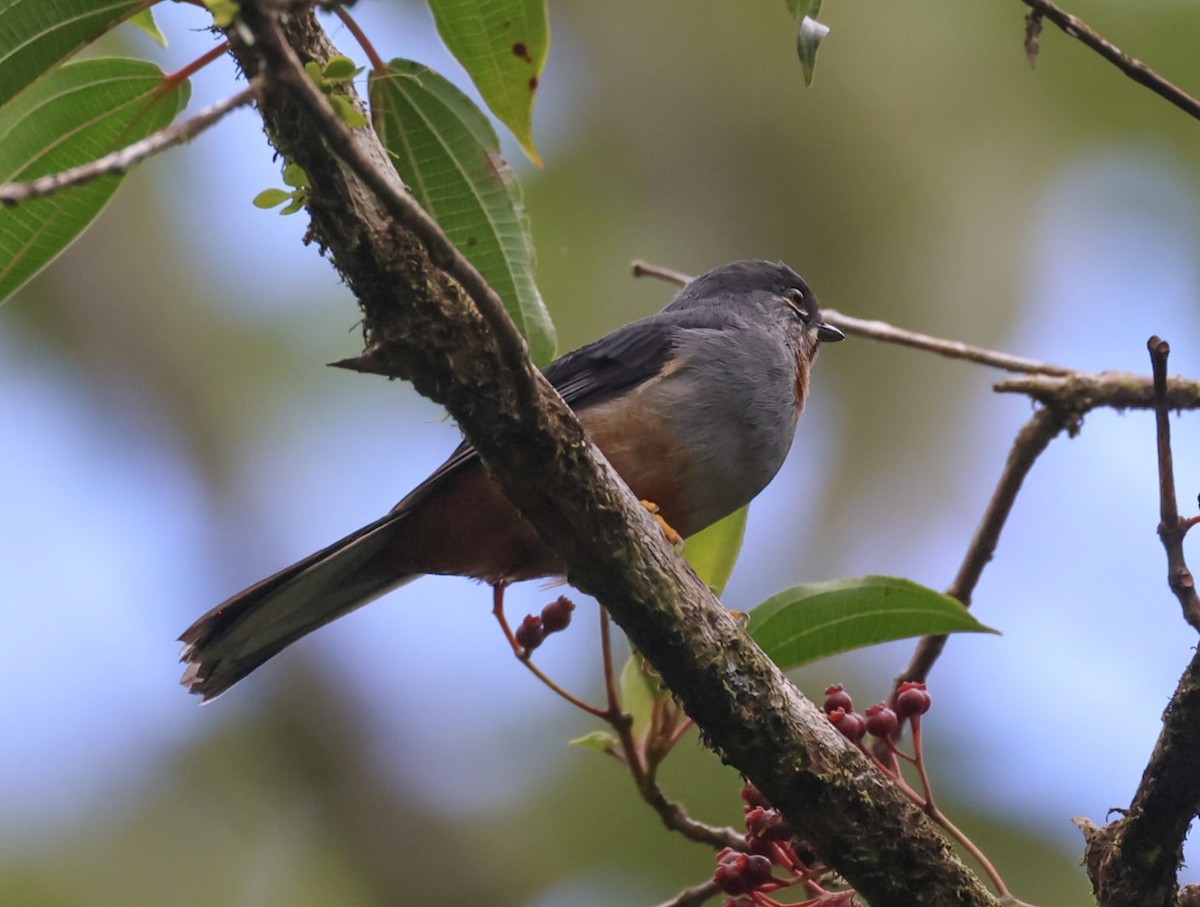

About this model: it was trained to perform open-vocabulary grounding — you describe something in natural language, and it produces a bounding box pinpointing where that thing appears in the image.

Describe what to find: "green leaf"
[278,196,306,216]
[748,576,998,671]
[329,93,368,127]
[204,0,239,29]
[0,58,189,304]
[281,162,309,188]
[370,58,556,364]
[322,55,361,84]
[427,0,548,165]
[796,14,830,87]
[787,0,822,17]
[569,730,618,753]
[0,0,144,109]
[252,187,292,209]
[684,505,748,596]
[128,9,167,48]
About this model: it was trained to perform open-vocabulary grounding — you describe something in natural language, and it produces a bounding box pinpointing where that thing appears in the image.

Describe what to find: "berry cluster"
[823,682,936,812]
[817,681,1019,900]
[823,681,931,749]
[710,784,855,907]
[513,596,576,654]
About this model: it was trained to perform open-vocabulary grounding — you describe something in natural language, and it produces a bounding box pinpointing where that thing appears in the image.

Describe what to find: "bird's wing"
[391,316,685,513]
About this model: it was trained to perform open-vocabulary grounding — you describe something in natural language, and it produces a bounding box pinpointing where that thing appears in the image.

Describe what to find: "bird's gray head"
[666,260,845,359]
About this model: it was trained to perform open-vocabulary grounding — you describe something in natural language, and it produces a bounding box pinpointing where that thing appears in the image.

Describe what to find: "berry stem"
[164,40,230,88]
[331,5,387,73]
[490,584,608,719]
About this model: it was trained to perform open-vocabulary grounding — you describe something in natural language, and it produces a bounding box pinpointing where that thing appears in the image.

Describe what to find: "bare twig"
[652,879,721,907]
[896,406,1072,686]
[821,310,1070,376]
[1148,337,1200,631]
[632,259,692,287]
[997,371,1200,411]
[1017,0,1200,123]
[631,259,1071,375]
[0,82,261,206]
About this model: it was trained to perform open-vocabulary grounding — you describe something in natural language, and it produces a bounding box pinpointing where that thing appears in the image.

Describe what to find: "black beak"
[817,322,845,343]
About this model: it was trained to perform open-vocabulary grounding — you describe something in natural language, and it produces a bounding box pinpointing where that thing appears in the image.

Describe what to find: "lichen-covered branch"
[224,3,1002,903]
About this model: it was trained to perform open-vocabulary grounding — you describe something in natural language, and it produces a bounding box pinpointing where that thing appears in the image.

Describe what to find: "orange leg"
[640,499,683,548]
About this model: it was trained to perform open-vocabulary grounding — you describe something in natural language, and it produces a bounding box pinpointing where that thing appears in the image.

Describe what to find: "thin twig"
[821,310,1070,376]
[997,371,1200,411]
[1148,337,1200,632]
[651,879,721,907]
[1017,0,1200,123]
[896,406,1072,686]
[631,259,1071,375]
[0,81,260,206]
[632,259,692,287]
[331,5,387,73]
[247,10,537,406]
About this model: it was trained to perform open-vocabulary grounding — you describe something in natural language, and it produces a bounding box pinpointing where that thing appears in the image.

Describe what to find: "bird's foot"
[640,500,684,550]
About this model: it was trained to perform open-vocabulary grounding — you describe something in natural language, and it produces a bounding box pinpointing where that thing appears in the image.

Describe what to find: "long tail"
[179,513,416,701]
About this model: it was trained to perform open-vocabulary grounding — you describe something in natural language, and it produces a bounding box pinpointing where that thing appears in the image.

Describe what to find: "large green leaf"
[0,58,190,303]
[0,0,143,108]
[684,505,748,597]
[370,58,555,364]
[427,0,547,165]
[748,576,997,671]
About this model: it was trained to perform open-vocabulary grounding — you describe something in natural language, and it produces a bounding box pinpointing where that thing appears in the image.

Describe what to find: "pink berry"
[865,704,899,739]
[895,682,932,719]
[828,707,867,744]
[540,596,574,633]
[514,614,544,653]
[823,683,854,714]
[740,782,771,810]
[743,854,774,885]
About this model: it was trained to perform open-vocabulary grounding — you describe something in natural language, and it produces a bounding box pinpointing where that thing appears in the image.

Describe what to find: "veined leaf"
[0,0,143,108]
[0,58,190,304]
[370,58,555,364]
[749,576,997,671]
[684,505,748,597]
[427,0,547,165]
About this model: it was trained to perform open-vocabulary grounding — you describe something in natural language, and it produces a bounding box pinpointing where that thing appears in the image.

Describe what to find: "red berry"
[740,782,771,810]
[540,596,574,633]
[895,682,932,719]
[865,703,899,739]
[823,683,854,714]
[828,707,866,743]
[745,806,792,843]
[514,614,544,653]
[743,854,774,885]
[713,854,752,895]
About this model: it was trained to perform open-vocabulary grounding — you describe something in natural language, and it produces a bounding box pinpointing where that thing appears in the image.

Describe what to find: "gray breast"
[650,324,801,532]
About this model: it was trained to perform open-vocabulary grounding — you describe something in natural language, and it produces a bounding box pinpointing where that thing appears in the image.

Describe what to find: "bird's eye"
[783,287,811,322]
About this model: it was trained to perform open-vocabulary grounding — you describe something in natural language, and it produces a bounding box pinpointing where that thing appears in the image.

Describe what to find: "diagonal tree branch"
[225,3,1002,904]
[1018,0,1200,122]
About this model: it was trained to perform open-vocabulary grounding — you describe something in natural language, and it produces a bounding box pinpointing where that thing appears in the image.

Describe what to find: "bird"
[179,259,844,700]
